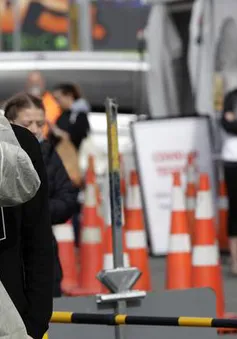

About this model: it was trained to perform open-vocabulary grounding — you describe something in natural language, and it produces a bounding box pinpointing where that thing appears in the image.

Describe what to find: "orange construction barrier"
[125,170,151,291]
[70,156,103,296]
[217,169,229,252]
[185,153,197,243]
[166,172,192,290]
[53,220,79,295]
[192,173,225,317]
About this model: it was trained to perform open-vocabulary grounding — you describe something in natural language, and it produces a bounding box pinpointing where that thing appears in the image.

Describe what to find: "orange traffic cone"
[125,170,152,291]
[192,173,237,333]
[102,195,130,293]
[185,153,197,243]
[53,220,79,295]
[70,156,103,296]
[217,168,229,253]
[166,172,192,290]
[192,173,225,317]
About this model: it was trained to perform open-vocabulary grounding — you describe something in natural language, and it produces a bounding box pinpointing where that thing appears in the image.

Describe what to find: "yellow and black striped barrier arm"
[50,312,237,328]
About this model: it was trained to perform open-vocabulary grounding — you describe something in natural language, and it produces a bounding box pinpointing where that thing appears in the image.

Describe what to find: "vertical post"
[0,1,2,51]
[204,0,215,118]
[105,98,126,339]
[97,98,145,338]
[209,0,218,151]
[78,0,93,51]
[136,30,146,117]
[68,0,80,50]
[12,0,21,51]
[105,98,124,269]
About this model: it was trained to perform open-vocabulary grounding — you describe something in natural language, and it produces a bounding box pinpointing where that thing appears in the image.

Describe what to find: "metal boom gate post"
[96,98,146,339]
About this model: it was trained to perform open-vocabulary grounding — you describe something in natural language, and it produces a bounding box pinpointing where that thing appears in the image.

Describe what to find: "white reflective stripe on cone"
[84,184,96,207]
[126,230,147,249]
[192,244,219,266]
[187,197,196,210]
[81,227,101,244]
[219,196,228,210]
[126,186,142,210]
[103,253,130,270]
[103,254,113,270]
[105,198,112,226]
[123,253,130,267]
[195,191,213,220]
[172,187,186,211]
[53,224,74,242]
[168,234,191,253]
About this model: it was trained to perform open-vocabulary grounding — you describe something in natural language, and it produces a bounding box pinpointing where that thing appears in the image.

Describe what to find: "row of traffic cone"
[54,155,152,296]
[185,153,228,252]
[166,171,236,333]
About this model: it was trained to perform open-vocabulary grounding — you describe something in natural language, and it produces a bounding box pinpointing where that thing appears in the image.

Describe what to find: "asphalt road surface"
[150,255,237,338]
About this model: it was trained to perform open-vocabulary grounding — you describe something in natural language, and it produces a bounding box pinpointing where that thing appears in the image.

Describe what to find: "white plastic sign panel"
[132,116,216,256]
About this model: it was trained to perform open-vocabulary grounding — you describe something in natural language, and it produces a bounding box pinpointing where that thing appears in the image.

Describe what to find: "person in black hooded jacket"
[39,139,78,296]
[49,83,91,244]
[40,140,78,226]
[4,92,78,297]
[50,83,90,150]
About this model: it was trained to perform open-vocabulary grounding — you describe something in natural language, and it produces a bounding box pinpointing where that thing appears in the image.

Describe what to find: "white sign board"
[132,116,216,256]
[79,112,137,176]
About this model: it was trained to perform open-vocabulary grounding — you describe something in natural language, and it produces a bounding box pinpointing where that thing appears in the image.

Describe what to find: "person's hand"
[225,111,236,121]
[46,121,69,140]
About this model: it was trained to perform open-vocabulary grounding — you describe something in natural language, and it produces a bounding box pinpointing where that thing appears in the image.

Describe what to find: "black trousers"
[224,161,237,237]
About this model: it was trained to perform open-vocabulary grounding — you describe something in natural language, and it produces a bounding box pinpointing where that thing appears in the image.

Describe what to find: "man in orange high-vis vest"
[25,71,61,138]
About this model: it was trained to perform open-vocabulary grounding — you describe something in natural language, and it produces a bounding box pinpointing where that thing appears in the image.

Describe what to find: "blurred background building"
[0,0,194,114]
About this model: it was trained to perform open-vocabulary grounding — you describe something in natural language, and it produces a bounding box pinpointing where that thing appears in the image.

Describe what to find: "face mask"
[37,136,44,143]
[28,86,43,97]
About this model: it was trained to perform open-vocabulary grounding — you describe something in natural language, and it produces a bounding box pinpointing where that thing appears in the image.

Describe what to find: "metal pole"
[106,98,124,269]
[105,98,125,339]
[50,311,237,328]
[78,0,93,51]
[68,0,80,50]
[12,0,21,51]
[136,30,147,118]
[97,99,145,339]
[209,0,219,152]
[0,1,2,51]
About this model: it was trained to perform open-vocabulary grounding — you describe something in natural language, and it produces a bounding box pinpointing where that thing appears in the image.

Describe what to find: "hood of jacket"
[70,98,91,123]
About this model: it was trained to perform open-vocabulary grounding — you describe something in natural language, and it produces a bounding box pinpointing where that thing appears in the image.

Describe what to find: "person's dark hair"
[53,83,81,100]
[223,89,237,113]
[4,92,45,121]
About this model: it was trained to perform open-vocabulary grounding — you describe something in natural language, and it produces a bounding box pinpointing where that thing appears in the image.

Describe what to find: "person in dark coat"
[40,140,78,296]
[51,83,91,150]
[0,119,53,338]
[221,88,237,274]
[4,92,78,297]
[50,83,91,244]
[40,140,78,226]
